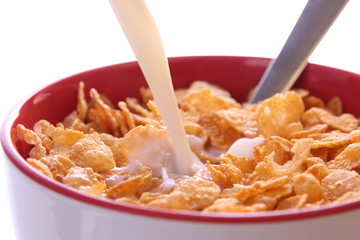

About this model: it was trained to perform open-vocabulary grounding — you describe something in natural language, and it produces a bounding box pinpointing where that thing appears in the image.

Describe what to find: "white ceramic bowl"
[2,56,360,240]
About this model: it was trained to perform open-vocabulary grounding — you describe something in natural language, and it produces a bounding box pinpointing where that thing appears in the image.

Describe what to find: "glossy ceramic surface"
[2,56,360,240]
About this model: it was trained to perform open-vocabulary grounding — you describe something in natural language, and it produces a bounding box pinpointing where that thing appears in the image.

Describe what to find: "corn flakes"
[256,91,304,137]
[17,81,360,213]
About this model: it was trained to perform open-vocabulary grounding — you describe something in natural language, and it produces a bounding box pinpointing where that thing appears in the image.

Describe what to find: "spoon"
[249,0,349,103]
[108,0,198,175]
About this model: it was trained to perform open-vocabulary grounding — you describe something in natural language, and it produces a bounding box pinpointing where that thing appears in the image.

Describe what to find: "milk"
[227,137,264,159]
[109,0,199,175]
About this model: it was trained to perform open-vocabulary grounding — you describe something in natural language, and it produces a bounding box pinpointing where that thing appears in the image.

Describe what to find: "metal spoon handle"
[250,0,349,103]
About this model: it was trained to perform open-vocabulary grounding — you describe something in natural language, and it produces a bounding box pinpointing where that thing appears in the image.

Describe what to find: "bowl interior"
[3,56,360,222]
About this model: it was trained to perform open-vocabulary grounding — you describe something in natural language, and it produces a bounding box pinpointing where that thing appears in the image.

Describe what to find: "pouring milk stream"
[108,0,263,177]
[108,0,200,175]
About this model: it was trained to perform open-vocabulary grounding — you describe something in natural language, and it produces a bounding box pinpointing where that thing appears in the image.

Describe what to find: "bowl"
[2,56,360,240]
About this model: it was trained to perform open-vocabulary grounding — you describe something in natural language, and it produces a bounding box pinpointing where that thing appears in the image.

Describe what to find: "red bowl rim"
[2,56,360,223]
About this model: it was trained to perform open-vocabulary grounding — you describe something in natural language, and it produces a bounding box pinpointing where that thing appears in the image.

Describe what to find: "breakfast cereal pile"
[17,81,360,212]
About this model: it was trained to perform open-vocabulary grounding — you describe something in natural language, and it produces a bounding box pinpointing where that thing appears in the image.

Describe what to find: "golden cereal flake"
[221,175,289,201]
[306,163,330,183]
[16,124,41,145]
[304,158,330,181]
[142,191,190,210]
[321,170,360,201]
[303,199,329,209]
[327,143,360,171]
[146,100,164,124]
[256,91,304,137]
[333,190,360,203]
[131,113,162,128]
[183,120,208,143]
[173,178,221,210]
[17,124,48,159]
[116,196,141,206]
[289,124,328,139]
[88,88,123,137]
[77,81,88,122]
[291,88,310,98]
[310,147,328,161]
[206,161,229,189]
[222,153,255,174]
[99,133,125,167]
[219,155,243,186]
[199,112,243,150]
[33,119,56,135]
[303,96,325,110]
[293,173,325,203]
[187,81,233,98]
[63,166,106,197]
[63,166,102,188]
[276,194,308,210]
[326,96,343,116]
[245,184,293,210]
[139,86,153,104]
[106,167,153,199]
[215,108,259,138]
[81,182,106,197]
[310,130,360,149]
[118,101,136,132]
[283,122,304,139]
[302,107,359,132]
[69,132,115,172]
[62,111,90,133]
[38,155,75,182]
[180,88,240,115]
[27,158,53,178]
[262,136,293,165]
[50,127,85,157]
[206,153,249,188]
[204,198,267,212]
[249,139,313,182]
[125,97,153,118]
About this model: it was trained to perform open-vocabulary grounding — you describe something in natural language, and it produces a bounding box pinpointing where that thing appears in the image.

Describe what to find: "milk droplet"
[227,137,264,159]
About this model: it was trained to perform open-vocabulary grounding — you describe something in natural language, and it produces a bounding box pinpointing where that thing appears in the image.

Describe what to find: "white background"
[1,1,359,239]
